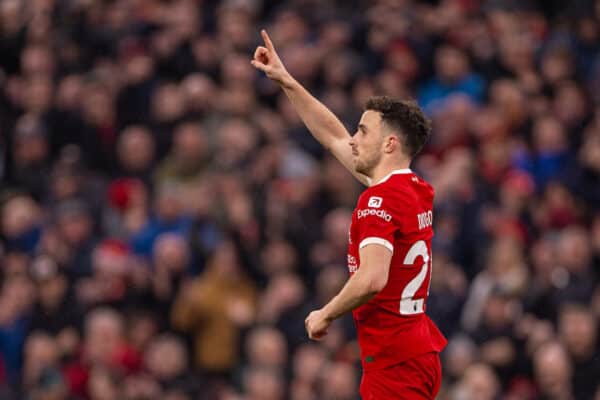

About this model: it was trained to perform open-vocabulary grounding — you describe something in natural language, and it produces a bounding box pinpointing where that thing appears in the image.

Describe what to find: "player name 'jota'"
[417,210,433,230]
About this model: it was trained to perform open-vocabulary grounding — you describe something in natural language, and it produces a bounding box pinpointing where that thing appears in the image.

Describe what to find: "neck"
[370,159,411,185]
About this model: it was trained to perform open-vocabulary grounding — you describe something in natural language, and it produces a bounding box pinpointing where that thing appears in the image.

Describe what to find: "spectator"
[171,240,256,375]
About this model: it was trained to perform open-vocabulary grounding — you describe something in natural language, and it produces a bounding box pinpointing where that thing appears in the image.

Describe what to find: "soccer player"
[251,30,447,399]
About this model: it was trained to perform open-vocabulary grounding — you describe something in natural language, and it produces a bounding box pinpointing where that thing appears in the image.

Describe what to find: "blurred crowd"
[1,0,600,399]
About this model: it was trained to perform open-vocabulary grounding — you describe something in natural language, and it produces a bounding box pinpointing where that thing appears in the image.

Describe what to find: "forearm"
[321,273,378,321]
[280,76,350,150]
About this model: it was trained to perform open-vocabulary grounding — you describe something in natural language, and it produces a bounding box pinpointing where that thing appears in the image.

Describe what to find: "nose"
[349,137,355,147]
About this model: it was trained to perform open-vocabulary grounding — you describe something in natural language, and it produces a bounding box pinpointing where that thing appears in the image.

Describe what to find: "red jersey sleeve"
[355,190,399,254]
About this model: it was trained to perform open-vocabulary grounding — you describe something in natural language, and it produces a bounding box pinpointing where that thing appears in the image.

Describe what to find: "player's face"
[350,110,385,177]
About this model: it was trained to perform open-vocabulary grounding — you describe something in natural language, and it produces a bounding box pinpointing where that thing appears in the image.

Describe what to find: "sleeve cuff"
[359,237,394,253]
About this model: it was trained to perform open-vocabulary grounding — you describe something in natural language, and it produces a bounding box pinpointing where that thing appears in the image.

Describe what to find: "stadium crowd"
[1,0,600,398]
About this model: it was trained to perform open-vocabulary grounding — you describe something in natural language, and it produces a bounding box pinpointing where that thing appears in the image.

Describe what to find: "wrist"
[280,73,296,90]
[321,304,336,323]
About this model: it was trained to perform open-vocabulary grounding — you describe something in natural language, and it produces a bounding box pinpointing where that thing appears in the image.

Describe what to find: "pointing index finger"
[261,29,275,52]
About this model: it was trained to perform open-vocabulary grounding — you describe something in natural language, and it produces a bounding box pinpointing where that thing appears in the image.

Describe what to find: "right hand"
[251,29,291,86]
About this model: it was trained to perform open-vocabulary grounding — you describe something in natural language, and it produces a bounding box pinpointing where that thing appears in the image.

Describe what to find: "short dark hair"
[365,96,431,157]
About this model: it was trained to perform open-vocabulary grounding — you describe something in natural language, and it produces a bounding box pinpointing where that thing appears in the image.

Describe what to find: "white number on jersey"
[400,240,432,315]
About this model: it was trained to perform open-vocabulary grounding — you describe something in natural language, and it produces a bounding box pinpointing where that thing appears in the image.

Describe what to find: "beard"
[354,150,381,177]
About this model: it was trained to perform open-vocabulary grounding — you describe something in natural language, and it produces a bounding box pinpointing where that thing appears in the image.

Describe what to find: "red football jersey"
[348,169,447,371]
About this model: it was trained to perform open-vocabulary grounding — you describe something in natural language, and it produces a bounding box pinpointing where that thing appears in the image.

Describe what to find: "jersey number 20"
[400,240,431,315]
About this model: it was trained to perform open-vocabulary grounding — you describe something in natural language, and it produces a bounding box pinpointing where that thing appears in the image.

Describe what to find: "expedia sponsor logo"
[357,208,392,222]
[368,196,383,208]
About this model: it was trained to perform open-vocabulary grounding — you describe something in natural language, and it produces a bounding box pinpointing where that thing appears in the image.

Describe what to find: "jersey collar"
[373,169,412,186]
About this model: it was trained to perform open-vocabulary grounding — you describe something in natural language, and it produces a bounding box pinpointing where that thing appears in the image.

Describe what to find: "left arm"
[305,244,393,340]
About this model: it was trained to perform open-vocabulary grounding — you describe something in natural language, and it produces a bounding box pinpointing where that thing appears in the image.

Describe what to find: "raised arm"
[251,30,371,186]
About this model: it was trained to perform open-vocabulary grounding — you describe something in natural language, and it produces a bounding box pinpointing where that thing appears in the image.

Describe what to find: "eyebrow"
[358,123,368,132]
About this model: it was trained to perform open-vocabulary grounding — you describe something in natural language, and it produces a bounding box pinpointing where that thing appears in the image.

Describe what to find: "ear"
[383,134,399,154]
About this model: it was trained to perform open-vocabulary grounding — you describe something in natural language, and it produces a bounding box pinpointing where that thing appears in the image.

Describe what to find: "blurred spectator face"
[259,273,305,323]
[144,335,186,381]
[246,326,287,368]
[557,226,591,274]
[165,0,200,40]
[217,6,253,50]
[260,240,297,275]
[280,44,319,83]
[385,41,418,82]
[217,118,258,165]
[541,48,574,85]
[498,33,534,74]
[128,313,157,352]
[435,46,469,82]
[579,125,600,172]
[554,81,587,126]
[50,166,79,201]
[559,304,597,360]
[21,44,54,76]
[24,75,54,114]
[122,50,154,85]
[221,52,255,88]
[12,115,49,167]
[56,200,93,246]
[482,292,517,330]
[152,83,185,123]
[191,35,220,71]
[0,0,23,35]
[82,84,114,126]
[454,363,500,400]
[154,184,184,221]
[272,9,307,46]
[0,275,35,324]
[292,344,326,384]
[539,182,579,230]
[534,341,572,397]
[532,116,567,154]
[117,126,155,173]
[85,308,125,365]
[172,122,208,164]
[243,368,284,400]
[119,39,152,85]
[31,255,67,308]
[56,75,83,110]
[316,265,346,304]
[319,19,351,50]
[1,195,41,240]
[320,362,357,400]
[469,106,508,140]
[444,335,478,380]
[486,237,526,279]
[207,240,240,277]
[219,86,256,116]
[323,51,357,88]
[88,367,120,400]
[489,79,526,126]
[93,240,130,276]
[322,156,360,207]
[152,233,189,274]
[323,208,352,251]
[24,332,59,387]
[181,73,216,113]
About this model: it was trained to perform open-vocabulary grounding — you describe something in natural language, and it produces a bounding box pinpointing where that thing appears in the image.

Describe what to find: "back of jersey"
[349,170,447,371]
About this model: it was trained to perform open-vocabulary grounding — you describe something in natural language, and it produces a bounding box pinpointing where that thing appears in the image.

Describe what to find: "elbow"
[365,276,388,295]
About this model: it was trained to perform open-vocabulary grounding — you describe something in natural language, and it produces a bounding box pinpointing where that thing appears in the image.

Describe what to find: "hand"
[305,309,332,341]
[251,30,291,87]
